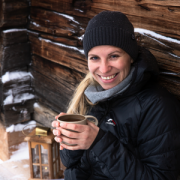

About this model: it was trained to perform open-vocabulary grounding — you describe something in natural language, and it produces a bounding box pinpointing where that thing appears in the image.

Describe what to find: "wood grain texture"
[29,34,88,74]
[0,0,28,28]
[0,29,28,46]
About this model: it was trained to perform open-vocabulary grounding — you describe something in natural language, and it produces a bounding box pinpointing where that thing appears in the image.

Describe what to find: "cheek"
[88,61,96,74]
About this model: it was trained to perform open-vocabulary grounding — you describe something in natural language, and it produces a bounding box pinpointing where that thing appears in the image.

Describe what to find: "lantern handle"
[22,124,38,137]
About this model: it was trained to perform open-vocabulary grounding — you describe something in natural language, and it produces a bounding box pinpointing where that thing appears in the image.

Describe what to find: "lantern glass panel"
[57,160,59,172]
[42,166,49,179]
[56,143,59,158]
[33,165,40,178]
[41,145,48,164]
[53,163,56,177]
[32,145,39,163]
[53,142,56,162]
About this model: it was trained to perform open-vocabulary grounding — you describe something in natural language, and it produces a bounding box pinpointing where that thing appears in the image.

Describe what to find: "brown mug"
[57,114,98,146]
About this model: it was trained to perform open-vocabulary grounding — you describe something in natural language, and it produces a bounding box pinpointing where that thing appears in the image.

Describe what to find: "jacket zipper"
[87,101,110,180]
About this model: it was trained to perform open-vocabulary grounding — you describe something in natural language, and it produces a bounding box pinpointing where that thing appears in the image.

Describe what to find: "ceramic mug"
[57,114,98,146]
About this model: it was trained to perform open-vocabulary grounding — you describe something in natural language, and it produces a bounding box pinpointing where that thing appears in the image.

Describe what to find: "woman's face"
[88,45,133,90]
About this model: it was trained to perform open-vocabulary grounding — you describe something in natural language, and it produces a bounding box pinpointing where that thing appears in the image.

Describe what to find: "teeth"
[101,74,116,80]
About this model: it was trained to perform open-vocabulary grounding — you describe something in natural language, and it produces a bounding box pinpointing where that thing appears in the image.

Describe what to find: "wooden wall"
[0,0,34,127]
[0,0,180,127]
[28,0,180,119]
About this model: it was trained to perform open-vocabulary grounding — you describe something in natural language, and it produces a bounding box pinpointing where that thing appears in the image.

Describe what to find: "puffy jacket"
[60,47,180,180]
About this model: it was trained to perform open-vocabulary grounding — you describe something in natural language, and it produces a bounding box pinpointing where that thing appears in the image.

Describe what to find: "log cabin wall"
[28,0,180,123]
[0,0,180,161]
[0,0,34,160]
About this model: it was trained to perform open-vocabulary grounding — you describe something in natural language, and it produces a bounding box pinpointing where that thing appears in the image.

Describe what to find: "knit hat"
[83,11,138,61]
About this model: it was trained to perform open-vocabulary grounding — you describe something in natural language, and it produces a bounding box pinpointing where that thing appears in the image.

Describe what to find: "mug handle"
[85,115,98,126]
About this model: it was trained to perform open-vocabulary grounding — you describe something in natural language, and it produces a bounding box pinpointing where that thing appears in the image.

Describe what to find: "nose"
[99,59,110,74]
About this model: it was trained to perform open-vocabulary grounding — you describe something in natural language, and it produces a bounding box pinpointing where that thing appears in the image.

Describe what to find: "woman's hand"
[52,114,99,150]
[51,112,66,150]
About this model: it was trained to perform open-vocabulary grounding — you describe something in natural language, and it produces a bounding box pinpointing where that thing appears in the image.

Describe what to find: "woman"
[52,11,180,179]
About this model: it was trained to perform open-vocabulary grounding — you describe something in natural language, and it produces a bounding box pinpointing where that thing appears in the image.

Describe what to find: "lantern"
[24,127,64,180]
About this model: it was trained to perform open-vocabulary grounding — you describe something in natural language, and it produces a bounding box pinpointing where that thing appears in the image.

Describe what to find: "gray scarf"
[84,67,135,104]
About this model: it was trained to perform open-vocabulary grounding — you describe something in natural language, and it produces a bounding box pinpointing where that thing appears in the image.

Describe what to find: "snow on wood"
[2,29,27,33]
[2,71,33,84]
[135,28,180,44]
[4,92,35,105]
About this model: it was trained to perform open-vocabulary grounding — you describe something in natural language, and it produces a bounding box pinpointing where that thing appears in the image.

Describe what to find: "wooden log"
[0,69,35,127]
[31,0,180,37]
[2,99,35,127]
[29,7,88,38]
[0,0,28,28]
[0,29,28,46]
[29,34,88,74]
[135,30,180,73]
[0,42,31,73]
[32,55,84,87]
[33,102,58,128]
[31,69,74,112]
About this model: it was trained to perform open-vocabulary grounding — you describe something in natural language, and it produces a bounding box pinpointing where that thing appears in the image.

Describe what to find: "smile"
[100,73,117,80]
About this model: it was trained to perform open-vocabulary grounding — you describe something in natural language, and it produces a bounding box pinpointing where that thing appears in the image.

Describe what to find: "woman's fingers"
[55,112,66,120]
[60,122,86,133]
[51,120,60,128]
[51,112,66,127]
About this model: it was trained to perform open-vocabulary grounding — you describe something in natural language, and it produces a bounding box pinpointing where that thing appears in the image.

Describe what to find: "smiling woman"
[88,45,133,90]
[52,11,180,180]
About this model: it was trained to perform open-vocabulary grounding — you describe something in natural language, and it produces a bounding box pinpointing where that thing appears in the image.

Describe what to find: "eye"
[89,56,99,60]
[110,54,119,59]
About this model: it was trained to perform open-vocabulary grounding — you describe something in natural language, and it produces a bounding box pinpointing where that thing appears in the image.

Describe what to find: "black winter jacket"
[60,48,180,180]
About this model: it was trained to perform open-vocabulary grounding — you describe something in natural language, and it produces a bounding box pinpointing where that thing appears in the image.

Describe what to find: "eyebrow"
[88,50,123,57]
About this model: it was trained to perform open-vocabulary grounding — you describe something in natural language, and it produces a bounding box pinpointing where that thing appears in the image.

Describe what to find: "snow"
[0,142,29,164]
[135,28,180,44]
[2,71,33,84]
[39,37,84,54]
[32,21,40,27]
[54,12,80,25]
[23,164,29,168]
[3,92,35,105]
[169,52,180,58]
[3,29,27,33]
[6,120,36,133]
[33,102,40,108]
[78,34,84,41]
[74,8,84,13]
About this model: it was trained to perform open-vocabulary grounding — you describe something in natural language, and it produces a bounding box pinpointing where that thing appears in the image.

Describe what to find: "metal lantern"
[24,127,64,180]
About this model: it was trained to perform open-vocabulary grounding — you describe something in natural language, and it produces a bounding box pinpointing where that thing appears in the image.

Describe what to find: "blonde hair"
[67,72,97,115]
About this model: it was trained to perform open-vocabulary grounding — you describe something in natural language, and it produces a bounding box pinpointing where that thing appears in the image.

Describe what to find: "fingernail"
[54,137,57,141]
[60,123,64,127]
[53,130,56,135]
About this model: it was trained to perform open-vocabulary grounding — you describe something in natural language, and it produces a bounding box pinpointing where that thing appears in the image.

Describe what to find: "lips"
[100,73,118,80]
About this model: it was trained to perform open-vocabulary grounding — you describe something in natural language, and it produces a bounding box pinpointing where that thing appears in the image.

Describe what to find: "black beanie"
[83,11,138,61]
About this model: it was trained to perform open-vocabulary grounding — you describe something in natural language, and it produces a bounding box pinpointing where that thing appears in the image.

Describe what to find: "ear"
[131,58,134,63]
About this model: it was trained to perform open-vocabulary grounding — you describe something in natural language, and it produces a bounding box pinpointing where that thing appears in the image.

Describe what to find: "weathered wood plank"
[0,29,28,46]
[93,0,180,8]
[135,30,180,73]
[30,0,180,37]
[29,34,88,74]
[32,55,84,87]
[2,99,35,127]
[31,0,94,17]
[33,102,58,128]
[31,69,73,112]
[0,0,28,27]
[40,34,78,47]
[29,7,88,38]
[0,42,31,73]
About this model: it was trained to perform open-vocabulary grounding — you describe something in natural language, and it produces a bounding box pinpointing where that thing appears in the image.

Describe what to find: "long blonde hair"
[67,72,97,115]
